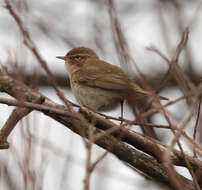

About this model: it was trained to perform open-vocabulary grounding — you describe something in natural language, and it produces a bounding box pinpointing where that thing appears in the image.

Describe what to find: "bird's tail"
[131,83,168,101]
[126,82,168,139]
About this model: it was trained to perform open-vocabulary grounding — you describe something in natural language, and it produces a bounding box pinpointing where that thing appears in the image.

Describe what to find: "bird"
[57,47,167,138]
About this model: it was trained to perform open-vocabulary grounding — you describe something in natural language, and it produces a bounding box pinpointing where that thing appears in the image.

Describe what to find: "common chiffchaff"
[57,47,164,111]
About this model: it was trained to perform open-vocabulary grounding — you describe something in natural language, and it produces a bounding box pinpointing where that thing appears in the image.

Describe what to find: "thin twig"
[150,27,201,189]
[193,96,202,157]
[142,84,202,119]
[0,97,76,118]
[4,0,74,110]
[90,151,108,173]
[173,28,189,63]
[146,45,170,64]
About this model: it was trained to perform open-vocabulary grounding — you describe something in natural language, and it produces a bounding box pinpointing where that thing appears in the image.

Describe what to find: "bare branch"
[193,97,201,157]
[4,0,74,110]
[0,72,200,188]
[172,28,189,63]
[0,107,31,149]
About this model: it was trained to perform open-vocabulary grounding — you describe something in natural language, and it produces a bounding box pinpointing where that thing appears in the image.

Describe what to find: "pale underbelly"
[71,82,124,111]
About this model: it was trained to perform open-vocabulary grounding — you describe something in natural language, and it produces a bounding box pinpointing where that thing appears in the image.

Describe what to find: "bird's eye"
[73,55,81,60]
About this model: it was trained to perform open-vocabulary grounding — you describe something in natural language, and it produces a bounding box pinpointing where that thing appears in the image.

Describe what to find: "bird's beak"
[56,56,66,60]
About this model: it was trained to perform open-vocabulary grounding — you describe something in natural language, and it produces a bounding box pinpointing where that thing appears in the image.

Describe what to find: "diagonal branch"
[4,0,74,110]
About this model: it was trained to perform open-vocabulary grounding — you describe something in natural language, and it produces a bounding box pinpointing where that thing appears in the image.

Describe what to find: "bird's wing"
[74,60,129,91]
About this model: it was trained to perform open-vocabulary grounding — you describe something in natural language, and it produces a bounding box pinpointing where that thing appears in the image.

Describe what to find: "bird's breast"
[70,80,124,111]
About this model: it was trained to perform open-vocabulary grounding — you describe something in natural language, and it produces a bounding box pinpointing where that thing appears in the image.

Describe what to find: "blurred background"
[0,0,202,189]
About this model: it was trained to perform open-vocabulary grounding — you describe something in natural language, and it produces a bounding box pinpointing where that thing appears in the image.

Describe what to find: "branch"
[0,72,201,189]
[4,0,74,110]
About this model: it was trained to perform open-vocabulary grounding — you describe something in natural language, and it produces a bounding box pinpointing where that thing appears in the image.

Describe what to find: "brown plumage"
[57,47,152,111]
[57,47,167,138]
